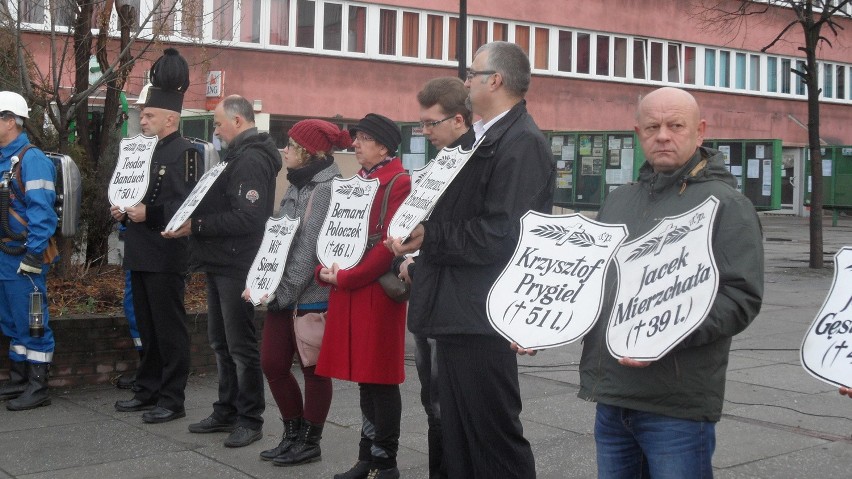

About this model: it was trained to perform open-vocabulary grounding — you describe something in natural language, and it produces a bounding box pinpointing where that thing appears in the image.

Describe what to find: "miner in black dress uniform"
[110,48,200,423]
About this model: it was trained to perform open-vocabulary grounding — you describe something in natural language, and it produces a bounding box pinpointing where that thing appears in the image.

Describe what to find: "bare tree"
[0,0,222,271]
[693,0,851,269]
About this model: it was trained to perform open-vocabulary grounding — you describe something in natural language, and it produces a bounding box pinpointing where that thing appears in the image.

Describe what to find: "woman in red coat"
[316,113,411,479]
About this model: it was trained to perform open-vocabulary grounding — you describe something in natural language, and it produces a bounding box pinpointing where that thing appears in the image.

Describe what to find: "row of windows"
[10,0,852,103]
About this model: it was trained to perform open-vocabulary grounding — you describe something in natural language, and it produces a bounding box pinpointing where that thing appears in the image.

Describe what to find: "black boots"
[259,417,301,461]
[272,419,323,466]
[0,361,28,400]
[7,362,51,410]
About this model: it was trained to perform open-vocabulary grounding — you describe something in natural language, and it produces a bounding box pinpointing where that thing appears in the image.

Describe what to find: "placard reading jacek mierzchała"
[606,196,720,361]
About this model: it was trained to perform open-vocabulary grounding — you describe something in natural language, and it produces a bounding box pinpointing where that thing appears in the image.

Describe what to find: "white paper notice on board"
[801,247,852,389]
[747,159,760,178]
[387,137,483,240]
[606,197,721,361]
[165,162,228,232]
[108,134,158,212]
[245,215,301,306]
[487,212,627,350]
[316,176,379,270]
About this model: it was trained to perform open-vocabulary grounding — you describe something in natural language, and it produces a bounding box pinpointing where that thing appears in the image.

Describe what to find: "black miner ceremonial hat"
[145,48,190,112]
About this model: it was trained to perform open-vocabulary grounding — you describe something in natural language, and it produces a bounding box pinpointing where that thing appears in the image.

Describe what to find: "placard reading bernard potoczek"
[108,134,157,212]
[801,247,852,389]
[245,215,301,306]
[487,212,627,350]
[387,137,483,240]
[316,176,379,270]
[606,196,721,361]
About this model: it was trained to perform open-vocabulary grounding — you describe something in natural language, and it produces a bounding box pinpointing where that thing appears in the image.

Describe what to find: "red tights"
[261,309,332,424]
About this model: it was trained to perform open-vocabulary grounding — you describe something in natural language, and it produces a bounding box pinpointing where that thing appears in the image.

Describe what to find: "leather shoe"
[224,426,262,447]
[188,414,236,433]
[114,397,156,412]
[142,406,186,424]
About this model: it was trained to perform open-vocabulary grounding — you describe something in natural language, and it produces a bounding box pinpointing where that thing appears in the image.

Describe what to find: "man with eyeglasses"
[389,76,472,479]
[0,91,57,411]
[392,42,555,479]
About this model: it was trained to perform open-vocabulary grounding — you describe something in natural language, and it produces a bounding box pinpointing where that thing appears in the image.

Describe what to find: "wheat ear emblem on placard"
[530,224,601,247]
[436,156,458,168]
[626,224,703,261]
[336,184,371,198]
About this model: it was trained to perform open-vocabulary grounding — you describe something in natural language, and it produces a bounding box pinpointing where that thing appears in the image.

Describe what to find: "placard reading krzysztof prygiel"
[487,211,627,350]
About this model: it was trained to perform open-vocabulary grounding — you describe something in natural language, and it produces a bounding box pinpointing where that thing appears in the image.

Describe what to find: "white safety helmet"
[135,83,153,106]
[0,91,30,118]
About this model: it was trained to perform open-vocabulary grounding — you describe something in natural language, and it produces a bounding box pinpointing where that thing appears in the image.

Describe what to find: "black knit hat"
[146,48,190,112]
[349,113,402,155]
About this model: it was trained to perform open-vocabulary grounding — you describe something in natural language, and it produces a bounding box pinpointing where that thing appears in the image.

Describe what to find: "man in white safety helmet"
[0,91,58,411]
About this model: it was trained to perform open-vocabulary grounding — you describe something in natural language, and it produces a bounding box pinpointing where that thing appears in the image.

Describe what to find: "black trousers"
[436,336,536,479]
[131,271,189,411]
[358,383,402,469]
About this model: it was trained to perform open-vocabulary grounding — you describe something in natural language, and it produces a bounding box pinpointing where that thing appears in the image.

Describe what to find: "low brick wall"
[0,311,266,388]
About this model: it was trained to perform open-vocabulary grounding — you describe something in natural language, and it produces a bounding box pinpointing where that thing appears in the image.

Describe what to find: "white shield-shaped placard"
[316,176,379,270]
[108,135,157,211]
[245,215,301,306]
[387,137,483,240]
[487,212,628,349]
[801,247,852,389]
[165,162,228,232]
[607,196,720,360]
[410,162,432,188]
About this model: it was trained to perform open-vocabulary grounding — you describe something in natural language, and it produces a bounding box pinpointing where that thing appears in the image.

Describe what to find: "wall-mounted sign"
[206,71,223,97]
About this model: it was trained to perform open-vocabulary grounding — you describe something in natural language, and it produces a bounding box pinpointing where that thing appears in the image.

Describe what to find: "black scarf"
[287,156,334,189]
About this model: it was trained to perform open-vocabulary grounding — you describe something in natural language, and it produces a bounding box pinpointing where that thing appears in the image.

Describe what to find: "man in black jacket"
[394,42,555,479]
[111,48,199,424]
[165,95,282,447]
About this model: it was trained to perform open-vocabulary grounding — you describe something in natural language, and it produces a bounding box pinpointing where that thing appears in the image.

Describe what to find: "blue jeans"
[595,403,715,479]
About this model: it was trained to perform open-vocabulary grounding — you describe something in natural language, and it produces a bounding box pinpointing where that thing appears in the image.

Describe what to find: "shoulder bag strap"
[377,172,406,230]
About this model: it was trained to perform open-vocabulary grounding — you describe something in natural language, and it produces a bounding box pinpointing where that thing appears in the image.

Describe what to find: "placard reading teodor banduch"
[108,134,157,211]
[487,212,627,350]
[801,247,852,389]
[165,162,227,232]
[387,137,483,240]
[607,196,720,360]
[245,216,301,306]
[316,176,379,270]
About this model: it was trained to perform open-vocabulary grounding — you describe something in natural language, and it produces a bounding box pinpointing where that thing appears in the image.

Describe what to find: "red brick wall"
[0,312,265,388]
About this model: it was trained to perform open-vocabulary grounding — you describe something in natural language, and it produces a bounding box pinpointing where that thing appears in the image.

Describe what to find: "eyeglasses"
[419,115,455,129]
[287,139,301,150]
[466,69,497,80]
[354,132,375,143]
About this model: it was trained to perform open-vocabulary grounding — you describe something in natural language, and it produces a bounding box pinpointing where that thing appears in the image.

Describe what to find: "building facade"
[13,0,852,212]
